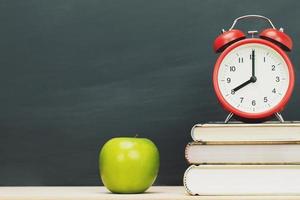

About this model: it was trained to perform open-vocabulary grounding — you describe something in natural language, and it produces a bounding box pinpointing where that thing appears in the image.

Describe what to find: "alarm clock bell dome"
[213,29,246,53]
[259,28,293,51]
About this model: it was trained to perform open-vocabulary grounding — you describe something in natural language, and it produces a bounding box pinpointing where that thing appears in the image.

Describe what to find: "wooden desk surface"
[1,186,300,200]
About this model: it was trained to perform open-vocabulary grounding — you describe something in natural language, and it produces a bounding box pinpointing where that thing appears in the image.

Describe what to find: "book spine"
[184,143,192,164]
[185,142,206,164]
[190,124,202,142]
[183,165,196,195]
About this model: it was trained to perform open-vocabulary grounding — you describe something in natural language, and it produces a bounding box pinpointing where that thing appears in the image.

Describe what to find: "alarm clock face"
[214,39,294,118]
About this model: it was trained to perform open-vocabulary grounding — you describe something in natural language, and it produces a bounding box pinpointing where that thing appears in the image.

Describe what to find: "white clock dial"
[217,43,290,113]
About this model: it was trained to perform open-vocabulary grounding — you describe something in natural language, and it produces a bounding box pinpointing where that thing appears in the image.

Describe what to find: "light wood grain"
[0,186,300,200]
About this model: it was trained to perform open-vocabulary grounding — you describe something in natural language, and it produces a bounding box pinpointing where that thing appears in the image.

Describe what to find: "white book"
[191,122,300,142]
[185,141,300,164]
[184,165,300,196]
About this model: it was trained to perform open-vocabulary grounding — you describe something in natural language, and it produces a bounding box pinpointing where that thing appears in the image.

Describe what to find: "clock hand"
[252,49,256,78]
[232,76,257,93]
[232,49,258,93]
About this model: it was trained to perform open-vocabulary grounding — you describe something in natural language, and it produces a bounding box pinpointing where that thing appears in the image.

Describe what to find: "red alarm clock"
[213,15,294,122]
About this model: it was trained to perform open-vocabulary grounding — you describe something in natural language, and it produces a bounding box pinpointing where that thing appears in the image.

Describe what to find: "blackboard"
[0,0,299,186]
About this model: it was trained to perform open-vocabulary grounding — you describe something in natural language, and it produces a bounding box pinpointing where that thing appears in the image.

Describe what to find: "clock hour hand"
[231,76,257,93]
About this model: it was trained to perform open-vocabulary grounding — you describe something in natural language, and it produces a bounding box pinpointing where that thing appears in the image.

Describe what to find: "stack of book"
[183,122,300,195]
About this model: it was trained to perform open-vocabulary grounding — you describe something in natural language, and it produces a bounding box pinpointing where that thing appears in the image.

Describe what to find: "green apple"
[99,137,159,194]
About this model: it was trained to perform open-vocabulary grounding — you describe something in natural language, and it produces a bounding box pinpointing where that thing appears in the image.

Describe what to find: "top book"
[191,121,300,142]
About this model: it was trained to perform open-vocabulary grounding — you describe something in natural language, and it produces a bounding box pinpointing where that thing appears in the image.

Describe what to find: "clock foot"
[224,112,285,123]
[224,112,234,123]
[275,112,285,123]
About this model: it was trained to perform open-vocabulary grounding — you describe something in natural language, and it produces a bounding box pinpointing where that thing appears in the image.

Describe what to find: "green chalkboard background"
[0,0,299,185]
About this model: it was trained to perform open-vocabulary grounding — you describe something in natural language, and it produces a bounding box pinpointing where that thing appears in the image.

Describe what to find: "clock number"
[276,76,280,82]
[264,57,266,62]
[238,57,244,63]
[226,77,231,83]
[252,100,256,106]
[272,65,276,71]
[272,88,276,93]
[230,66,236,72]
[264,97,268,102]
[240,97,244,103]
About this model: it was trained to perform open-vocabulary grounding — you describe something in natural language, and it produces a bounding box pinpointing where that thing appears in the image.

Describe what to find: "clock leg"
[275,112,285,123]
[224,112,234,123]
[224,112,285,123]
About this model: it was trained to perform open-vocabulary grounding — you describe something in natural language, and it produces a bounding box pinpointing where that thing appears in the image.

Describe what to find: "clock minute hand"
[252,49,255,77]
[232,50,258,93]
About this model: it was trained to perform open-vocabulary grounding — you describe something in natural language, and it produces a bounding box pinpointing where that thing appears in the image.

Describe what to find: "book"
[191,121,300,142]
[183,165,300,195]
[185,141,300,164]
